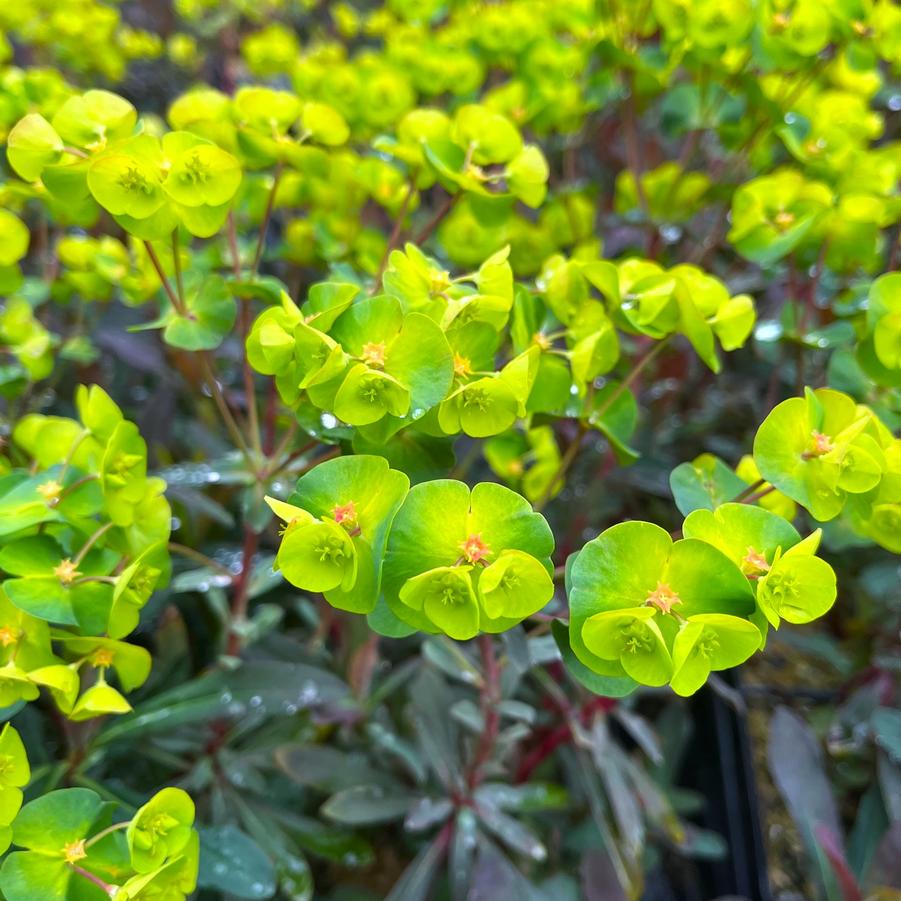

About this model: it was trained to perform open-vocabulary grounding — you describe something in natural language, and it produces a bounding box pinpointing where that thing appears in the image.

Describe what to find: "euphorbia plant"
[1,0,900,898]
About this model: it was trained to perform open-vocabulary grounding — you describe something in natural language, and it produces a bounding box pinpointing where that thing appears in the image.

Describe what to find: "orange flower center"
[362,342,386,369]
[803,430,835,459]
[741,546,771,579]
[460,533,490,564]
[37,480,63,502]
[63,839,87,864]
[91,648,115,668]
[453,353,472,378]
[0,627,18,648]
[645,581,682,615]
[54,559,81,585]
[774,210,795,230]
[333,501,358,532]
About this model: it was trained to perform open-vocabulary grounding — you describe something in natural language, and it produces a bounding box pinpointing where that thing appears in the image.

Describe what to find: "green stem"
[171,230,184,304]
[535,338,669,512]
[167,543,234,579]
[594,337,669,421]
[228,213,264,463]
[199,353,255,467]
[73,522,113,567]
[58,430,90,483]
[252,163,283,276]
[372,178,416,295]
[413,191,459,245]
[732,478,764,503]
[85,821,129,849]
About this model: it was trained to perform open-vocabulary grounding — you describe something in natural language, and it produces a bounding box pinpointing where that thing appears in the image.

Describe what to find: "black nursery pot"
[643,672,772,901]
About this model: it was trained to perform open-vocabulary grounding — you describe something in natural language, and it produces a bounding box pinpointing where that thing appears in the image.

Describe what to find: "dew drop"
[660,224,682,244]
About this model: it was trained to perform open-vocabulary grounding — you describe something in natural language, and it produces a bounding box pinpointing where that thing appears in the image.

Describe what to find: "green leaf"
[321,786,417,826]
[165,274,237,351]
[0,854,69,901]
[0,212,29,267]
[198,825,276,900]
[670,453,753,516]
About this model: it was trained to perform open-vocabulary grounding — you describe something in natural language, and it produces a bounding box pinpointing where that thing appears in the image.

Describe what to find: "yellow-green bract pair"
[267,457,555,640]
[0,385,168,719]
[568,503,837,697]
[382,480,555,640]
[0,774,197,901]
[754,387,901,551]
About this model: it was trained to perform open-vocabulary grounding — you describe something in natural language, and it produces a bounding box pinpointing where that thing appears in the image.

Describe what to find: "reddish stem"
[467,634,501,789]
[514,696,616,783]
[227,524,260,656]
[69,864,114,894]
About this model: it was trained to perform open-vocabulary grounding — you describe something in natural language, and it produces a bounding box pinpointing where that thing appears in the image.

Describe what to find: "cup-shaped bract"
[755,545,838,628]
[753,387,889,521]
[127,787,195,873]
[399,565,480,640]
[69,678,132,721]
[478,550,554,620]
[160,132,242,208]
[682,502,837,629]
[582,607,673,686]
[383,480,554,638]
[87,135,166,219]
[0,725,30,846]
[568,520,756,693]
[6,114,65,182]
[274,456,409,614]
[669,614,762,697]
[329,295,454,428]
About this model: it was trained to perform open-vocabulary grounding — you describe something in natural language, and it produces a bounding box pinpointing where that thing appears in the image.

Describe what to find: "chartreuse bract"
[0,384,169,718]
[269,455,409,614]
[268,471,555,641]
[3,1,901,897]
[567,521,760,697]
[0,730,199,901]
[682,504,837,630]
[753,387,900,547]
[382,480,554,640]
